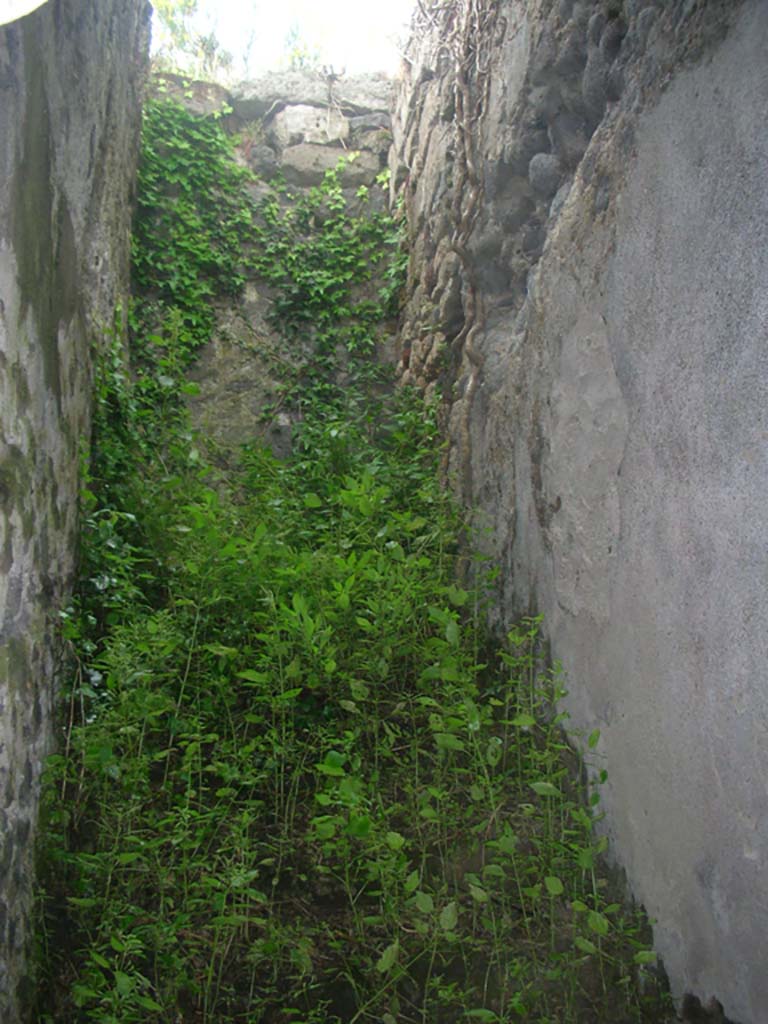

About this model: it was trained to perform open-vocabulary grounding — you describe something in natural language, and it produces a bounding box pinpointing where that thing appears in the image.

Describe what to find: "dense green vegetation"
[35,98,670,1023]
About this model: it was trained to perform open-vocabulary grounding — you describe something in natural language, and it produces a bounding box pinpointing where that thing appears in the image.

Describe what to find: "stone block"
[528,152,562,197]
[281,144,381,188]
[153,72,232,117]
[231,70,393,121]
[271,104,350,148]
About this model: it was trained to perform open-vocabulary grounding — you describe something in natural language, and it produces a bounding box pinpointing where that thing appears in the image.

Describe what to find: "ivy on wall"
[132,97,252,353]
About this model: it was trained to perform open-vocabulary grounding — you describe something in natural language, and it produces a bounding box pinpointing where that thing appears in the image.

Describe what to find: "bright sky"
[173,0,416,77]
[0,0,47,24]
[0,0,415,76]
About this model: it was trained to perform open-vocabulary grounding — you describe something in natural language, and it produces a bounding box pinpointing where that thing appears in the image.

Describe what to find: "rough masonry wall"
[0,1,149,1016]
[157,69,395,452]
[393,2,767,1021]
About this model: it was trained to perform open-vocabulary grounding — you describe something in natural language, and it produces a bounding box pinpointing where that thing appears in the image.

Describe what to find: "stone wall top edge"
[152,67,396,122]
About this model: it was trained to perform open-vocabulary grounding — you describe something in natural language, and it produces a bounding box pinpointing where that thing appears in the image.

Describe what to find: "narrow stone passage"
[1,3,765,1022]
[33,77,671,1024]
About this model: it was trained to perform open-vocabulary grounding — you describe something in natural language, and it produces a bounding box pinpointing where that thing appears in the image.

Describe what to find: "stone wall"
[0,1,149,1016]
[159,69,395,452]
[392,1,768,1020]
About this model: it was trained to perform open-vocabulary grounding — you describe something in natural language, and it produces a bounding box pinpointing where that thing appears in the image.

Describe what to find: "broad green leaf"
[311,816,337,840]
[338,776,362,805]
[274,687,302,703]
[350,680,370,700]
[497,831,518,855]
[414,890,434,914]
[482,864,505,878]
[404,870,420,893]
[574,936,598,955]
[440,901,458,931]
[116,851,143,865]
[447,584,469,606]
[435,732,465,752]
[587,910,610,936]
[136,995,164,1011]
[545,876,564,896]
[237,669,269,684]
[530,781,560,798]
[576,848,594,870]
[203,642,239,658]
[386,831,405,851]
[315,750,346,777]
[376,940,399,973]
[346,815,372,838]
[633,950,657,965]
[114,971,132,996]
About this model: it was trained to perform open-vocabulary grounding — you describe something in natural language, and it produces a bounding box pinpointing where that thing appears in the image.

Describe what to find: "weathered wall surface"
[163,70,395,452]
[0,1,149,1016]
[393,1,767,1020]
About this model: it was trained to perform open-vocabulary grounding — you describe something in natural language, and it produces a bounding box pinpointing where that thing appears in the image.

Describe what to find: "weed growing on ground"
[34,98,671,1023]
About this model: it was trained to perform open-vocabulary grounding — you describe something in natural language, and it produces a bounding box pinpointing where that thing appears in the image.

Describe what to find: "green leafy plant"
[132,97,253,356]
[34,94,671,1024]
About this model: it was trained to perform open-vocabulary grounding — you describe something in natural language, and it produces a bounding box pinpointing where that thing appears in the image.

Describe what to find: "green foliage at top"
[283,22,322,71]
[132,97,251,353]
[132,96,405,403]
[151,0,233,80]
[76,96,406,650]
[249,168,405,404]
[152,0,199,54]
[34,97,670,1024]
[254,174,402,325]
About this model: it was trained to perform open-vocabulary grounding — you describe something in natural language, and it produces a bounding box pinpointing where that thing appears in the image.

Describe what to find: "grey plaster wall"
[0,1,149,1016]
[393,1,767,1019]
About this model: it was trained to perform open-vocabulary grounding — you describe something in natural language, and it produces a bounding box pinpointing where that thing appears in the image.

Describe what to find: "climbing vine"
[132,97,253,354]
[248,166,406,405]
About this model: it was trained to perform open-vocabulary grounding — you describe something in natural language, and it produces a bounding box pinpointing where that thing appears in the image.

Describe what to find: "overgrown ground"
[34,97,672,1024]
